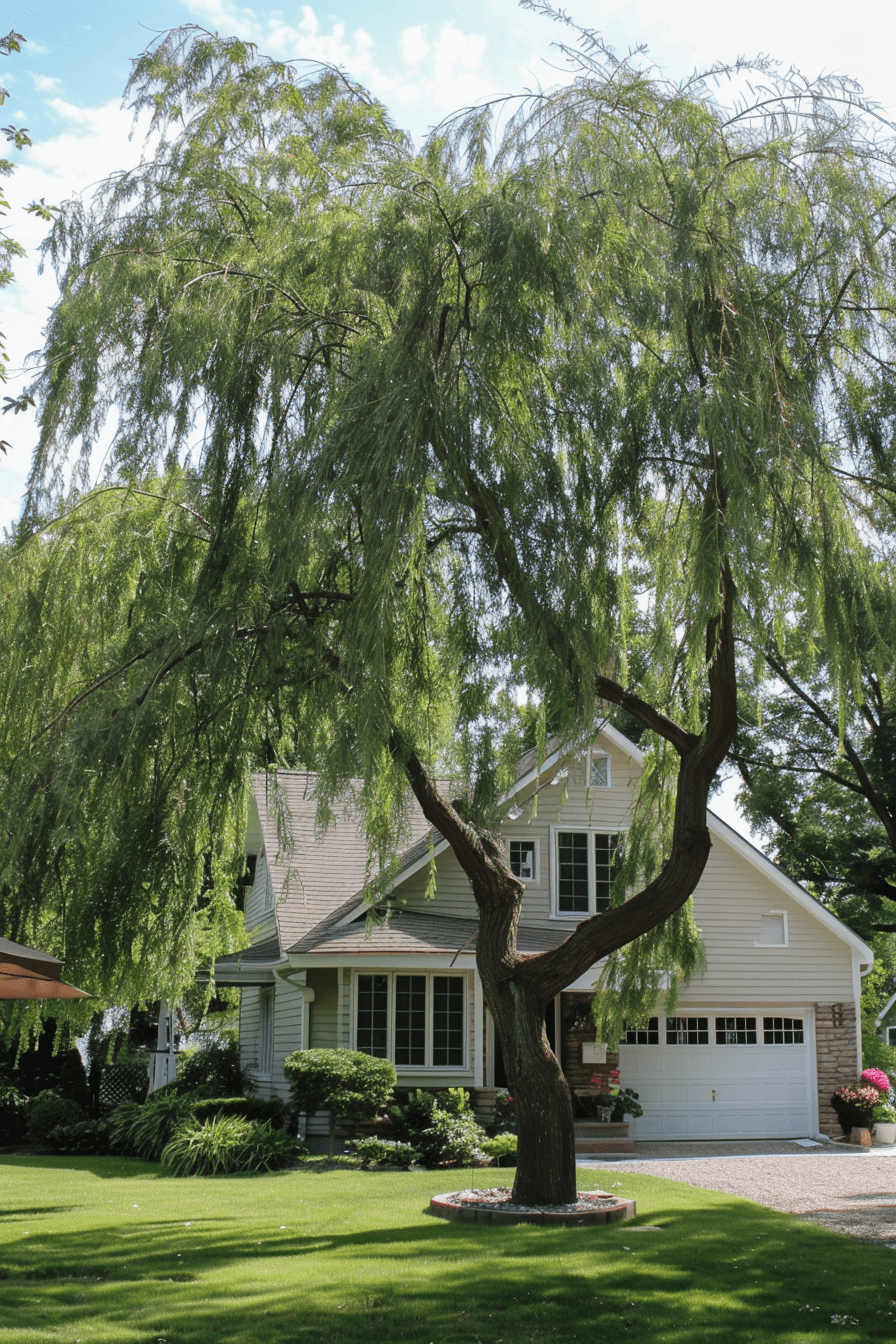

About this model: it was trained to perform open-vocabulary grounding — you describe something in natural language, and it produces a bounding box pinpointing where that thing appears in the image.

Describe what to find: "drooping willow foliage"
[3,12,896,1035]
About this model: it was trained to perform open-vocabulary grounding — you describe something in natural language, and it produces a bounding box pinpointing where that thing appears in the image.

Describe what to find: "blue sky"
[4,0,896,834]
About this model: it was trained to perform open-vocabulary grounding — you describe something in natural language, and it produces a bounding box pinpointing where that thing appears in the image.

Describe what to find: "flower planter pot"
[873,1121,896,1146]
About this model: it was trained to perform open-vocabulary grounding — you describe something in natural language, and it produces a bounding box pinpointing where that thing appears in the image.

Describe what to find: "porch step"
[574,1120,635,1155]
[575,1137,636,1154]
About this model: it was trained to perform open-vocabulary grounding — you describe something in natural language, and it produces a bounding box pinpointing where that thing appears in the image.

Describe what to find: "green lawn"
[0,1156,893,1344]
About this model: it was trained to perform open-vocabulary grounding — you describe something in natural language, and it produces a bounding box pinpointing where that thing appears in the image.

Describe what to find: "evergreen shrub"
[28,1091,86,1144]
[0,1083,29,1144]
[47,1119,111,1155]
[191,1095,286,1128]
[344,1137,419,1169]
[176,1039,255,1097]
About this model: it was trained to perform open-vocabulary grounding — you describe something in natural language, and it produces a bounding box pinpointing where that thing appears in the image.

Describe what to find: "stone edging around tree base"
[428,1190,637,1226]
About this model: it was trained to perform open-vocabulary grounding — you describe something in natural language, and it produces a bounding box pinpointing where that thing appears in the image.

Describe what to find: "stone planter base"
[429,1190,636,1226]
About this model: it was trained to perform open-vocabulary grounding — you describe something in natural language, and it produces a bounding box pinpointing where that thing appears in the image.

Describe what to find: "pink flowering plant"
[861,1068,892,1095]
[831,1071,891,1135]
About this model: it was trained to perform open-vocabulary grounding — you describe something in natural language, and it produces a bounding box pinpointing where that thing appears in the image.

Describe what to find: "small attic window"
[754,912,788,947]
[590,753,611,788]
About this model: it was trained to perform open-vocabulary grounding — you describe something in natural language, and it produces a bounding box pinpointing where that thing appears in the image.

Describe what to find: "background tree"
[733,578,896,940]
[4,13,896,1201]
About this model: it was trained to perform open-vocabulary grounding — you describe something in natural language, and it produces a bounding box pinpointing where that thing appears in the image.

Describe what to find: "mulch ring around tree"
[429,1186,636,1226]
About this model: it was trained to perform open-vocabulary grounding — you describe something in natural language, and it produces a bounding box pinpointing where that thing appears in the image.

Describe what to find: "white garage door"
[619,1010,815,1139]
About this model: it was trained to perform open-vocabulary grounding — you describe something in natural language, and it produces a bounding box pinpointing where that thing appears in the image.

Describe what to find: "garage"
[619,1010,816,1139]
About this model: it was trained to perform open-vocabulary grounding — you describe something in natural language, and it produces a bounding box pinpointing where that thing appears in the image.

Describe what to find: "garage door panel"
[619,1009,813,1140]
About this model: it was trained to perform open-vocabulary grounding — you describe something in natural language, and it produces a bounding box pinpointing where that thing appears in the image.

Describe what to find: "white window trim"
[753,910,789,948]
[588,749,612,788]
[549,824,624,919]
[507,836,539,885]
[351,970,469,1071]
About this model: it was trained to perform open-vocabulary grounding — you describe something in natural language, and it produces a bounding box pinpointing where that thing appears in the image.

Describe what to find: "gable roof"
[237,728,873,969]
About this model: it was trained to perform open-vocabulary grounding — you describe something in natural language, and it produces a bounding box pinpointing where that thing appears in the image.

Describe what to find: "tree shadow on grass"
[1,1188,895,1344]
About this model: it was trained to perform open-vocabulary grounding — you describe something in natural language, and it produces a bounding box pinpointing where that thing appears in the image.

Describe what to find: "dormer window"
[590,753,611,788]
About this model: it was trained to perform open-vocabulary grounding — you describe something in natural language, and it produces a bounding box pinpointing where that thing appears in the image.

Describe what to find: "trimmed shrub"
[416,1110,488,1168]
[28,1091,87,1145]
[47,1120,111,1156]
[161,1116,305,1176]
[176,1039,255,1097]
[283,1050,396,1155]
[344,1137,419,1169]
[0,1083,29,1145]
[108,1091,197,1160]
[191,1095,286,1129]
[481,1133,518,1166]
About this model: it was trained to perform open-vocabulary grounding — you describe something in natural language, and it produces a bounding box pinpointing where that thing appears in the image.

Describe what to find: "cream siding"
[239,987,262,1079]
[307,968,339,1049]
[686,844,855,1003]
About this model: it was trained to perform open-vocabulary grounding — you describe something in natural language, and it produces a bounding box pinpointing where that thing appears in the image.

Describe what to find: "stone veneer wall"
[815,1001,860,1137]
[560,991,620,1091]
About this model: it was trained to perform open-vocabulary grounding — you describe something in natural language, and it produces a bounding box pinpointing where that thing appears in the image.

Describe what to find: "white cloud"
[399,26,430,68]
[31,73,62,94]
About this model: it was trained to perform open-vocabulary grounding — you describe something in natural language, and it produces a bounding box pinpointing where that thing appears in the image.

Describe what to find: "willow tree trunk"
[483,969,578,1204]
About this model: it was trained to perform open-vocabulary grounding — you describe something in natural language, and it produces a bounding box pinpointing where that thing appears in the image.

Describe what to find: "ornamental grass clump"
[161,1115,304,1176]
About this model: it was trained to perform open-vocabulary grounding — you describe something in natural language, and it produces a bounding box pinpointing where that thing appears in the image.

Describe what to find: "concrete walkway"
[578,1137,896,1162]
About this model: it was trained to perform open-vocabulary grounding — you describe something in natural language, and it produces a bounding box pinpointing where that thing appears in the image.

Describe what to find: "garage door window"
[763,1016,804,1044]
[622,1017,659,1045]
[715,1016,757,1045]
[666,1016,709,1044]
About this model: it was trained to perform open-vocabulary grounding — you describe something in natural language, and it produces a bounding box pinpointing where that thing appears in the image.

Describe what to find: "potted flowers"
[831,1068,893,1145]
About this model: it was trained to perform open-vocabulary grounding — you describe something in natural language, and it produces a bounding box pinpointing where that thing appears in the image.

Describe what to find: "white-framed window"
[715,1016,757,1045]
[354,972,466,1068]
[763,1016,804,1045]
[622,1017,659,1045]
[552,828,623,916]
[258,988,274,1076]
[886,1026,896,1048]
[666,1016,709,1045]
[589,751,611,788]
[754,911,788,947]
[508,838,538,883]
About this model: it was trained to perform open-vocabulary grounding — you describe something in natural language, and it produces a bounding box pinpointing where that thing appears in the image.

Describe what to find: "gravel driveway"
[578,1141,896,1243]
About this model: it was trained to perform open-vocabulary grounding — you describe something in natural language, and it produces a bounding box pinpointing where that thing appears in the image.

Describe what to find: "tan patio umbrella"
[0,937,91,1000]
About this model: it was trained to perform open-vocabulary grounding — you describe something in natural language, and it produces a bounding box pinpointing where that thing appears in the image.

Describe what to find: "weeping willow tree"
[4,10,896,1201]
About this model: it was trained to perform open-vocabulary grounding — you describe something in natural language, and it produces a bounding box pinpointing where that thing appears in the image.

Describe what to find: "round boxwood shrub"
[29,1091,86,1145]
[161,1115,305,1176]
[283,1050,396,1156]
[415,1110,488,1168]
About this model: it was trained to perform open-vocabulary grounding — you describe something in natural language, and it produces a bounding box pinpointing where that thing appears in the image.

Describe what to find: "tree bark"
[391,571,737,1204]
